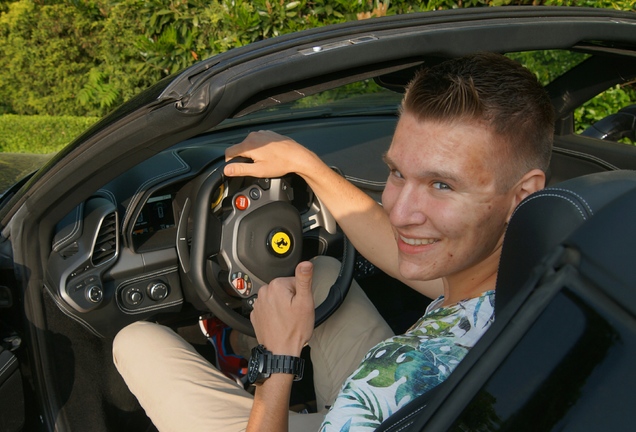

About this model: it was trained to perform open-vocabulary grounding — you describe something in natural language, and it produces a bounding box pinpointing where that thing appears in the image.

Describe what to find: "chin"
[398,259,441,282]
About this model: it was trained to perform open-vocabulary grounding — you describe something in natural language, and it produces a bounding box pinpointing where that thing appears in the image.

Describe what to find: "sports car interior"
[1,7,635,432]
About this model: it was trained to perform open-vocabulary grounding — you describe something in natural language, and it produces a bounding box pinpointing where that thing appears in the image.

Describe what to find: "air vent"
[92,212,117,266]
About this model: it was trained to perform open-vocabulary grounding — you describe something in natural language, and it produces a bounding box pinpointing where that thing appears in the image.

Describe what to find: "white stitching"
[122,151,189,229]
[510,193,587,221]
[0,355,17,379]
[44,285,105,338]
[118,298,184,315]
[115,267,183,315]
[344,175,386,187]
[96,189,117,205]
[552,147,618,170]
[546,188,593,215]
[385,404,428,431]
[52,203,84,250]
[115,267,178,288]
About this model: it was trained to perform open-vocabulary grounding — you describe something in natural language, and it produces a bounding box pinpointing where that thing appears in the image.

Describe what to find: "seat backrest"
[495,169,636,315]
[375,170,636,432]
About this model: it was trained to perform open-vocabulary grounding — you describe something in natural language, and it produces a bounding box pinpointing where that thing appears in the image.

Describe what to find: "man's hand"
[246,262,315,432]
[224,131,318,181]
[251,261,315,357]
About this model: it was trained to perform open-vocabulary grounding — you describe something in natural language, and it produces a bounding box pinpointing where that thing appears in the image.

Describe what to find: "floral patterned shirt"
[319,290,495,432]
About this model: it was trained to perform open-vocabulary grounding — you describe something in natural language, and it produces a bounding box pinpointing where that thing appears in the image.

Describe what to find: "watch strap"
[248,344,305,385]
[266,353,305,381]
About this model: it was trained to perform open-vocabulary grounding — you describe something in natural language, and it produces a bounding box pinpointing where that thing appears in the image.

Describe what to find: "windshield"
[218,79,404,129]
[0,152,54,197]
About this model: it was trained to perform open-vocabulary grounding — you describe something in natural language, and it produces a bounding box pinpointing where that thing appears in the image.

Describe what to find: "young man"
[113,52,554,431]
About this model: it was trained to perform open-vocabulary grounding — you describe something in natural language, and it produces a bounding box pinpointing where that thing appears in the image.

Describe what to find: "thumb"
[294,261,313,298]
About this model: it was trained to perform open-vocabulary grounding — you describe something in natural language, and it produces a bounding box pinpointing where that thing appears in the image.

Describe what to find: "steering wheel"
[182,158,355,337]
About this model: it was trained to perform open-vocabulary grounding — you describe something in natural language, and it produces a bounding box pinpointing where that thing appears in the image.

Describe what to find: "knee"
[112,321,160,367]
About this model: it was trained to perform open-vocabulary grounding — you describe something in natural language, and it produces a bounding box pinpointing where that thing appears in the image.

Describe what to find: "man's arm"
[247,261,315,432]
[225,131,443,298]
[248,374,294,432]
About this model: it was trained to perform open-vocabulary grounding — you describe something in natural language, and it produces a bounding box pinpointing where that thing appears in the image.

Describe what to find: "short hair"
[402,52,554,190]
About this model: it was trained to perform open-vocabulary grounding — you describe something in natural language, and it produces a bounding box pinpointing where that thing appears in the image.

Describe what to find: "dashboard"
[43,115,397,338]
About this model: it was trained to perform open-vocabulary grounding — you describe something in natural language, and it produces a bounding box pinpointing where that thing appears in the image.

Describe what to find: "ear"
[506,169,546,221]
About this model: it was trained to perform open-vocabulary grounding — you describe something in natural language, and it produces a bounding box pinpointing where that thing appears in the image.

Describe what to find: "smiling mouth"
[399,235,439,246]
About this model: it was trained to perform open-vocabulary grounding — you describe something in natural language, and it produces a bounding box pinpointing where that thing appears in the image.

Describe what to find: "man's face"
[382,112,519,282]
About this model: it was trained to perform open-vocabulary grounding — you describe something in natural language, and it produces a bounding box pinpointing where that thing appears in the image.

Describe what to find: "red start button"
[235,195,249,210]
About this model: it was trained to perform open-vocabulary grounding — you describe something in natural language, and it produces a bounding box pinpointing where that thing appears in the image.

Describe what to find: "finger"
[225,139,249,161]
[224,160,254,177]
[294,261,313,299]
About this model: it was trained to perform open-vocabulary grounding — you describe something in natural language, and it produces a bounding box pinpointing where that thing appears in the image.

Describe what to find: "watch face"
[247,345,266,385]
[247,350,261,384]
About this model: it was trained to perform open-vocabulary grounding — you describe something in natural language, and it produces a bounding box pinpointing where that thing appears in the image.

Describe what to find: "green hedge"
[0,114,99,153]
[2,0,633,118]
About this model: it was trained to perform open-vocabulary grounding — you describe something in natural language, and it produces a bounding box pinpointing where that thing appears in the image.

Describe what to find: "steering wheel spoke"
[301,194,337,235]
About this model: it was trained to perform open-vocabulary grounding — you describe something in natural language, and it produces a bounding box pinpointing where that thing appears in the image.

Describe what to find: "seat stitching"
[383,404,427,431]
[0,354,17,379]
[545,188,593,214]
[510,193,587,221]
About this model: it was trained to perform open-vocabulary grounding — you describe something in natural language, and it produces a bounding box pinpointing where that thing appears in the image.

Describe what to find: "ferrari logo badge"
[270,231,291,255]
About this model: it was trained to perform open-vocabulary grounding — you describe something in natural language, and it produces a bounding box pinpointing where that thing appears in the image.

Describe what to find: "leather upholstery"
[495,170,636,314]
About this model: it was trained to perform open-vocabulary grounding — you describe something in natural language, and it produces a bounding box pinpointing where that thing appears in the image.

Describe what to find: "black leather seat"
[495,169,636,315]
[375,170,636,432]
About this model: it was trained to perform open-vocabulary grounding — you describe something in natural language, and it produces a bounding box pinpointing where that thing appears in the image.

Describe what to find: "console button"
[86,285,103,303]
[147,282,169,301]
[124,287,143,306]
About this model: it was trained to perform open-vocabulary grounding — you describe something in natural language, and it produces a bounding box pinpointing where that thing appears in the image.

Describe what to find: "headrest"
[495,170,636,314]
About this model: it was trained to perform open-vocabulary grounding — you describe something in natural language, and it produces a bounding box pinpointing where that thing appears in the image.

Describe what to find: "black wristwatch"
[247,344,305,386]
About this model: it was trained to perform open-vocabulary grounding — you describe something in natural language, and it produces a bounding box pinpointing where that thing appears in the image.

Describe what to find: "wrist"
[294,148,327,181]
[260,340,304,358]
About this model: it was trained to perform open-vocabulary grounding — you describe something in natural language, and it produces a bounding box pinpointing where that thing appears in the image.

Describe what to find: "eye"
[432,181,451,190]
[389,168,404,179]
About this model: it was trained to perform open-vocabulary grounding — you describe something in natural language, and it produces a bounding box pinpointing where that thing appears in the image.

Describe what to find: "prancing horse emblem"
[270,231,292,256]
[275,238,289,249]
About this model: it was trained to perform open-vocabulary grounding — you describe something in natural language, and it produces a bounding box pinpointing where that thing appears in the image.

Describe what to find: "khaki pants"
[113,256,393,432]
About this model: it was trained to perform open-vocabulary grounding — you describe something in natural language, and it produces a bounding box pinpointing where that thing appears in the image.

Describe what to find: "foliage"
[0,0,100,116]
[0,114,99,153]
[508,50,636,139]
[0,0,634,121]
[575,85,636,139]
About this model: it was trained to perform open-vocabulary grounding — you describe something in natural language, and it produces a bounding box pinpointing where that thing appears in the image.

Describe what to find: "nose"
[383,182,427,227]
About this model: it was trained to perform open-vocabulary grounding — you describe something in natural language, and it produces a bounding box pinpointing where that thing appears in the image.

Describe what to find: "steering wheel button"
[256,178,271,190]
[235,195,249,210]
[249,188,261,200]
[231,272,253,295]
[232,277,247,294]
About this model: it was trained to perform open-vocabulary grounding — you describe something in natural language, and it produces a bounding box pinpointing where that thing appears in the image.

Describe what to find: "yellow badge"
[271,232,291,255]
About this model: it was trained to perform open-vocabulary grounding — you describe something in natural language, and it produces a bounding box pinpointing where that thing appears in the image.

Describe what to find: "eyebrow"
[382,152,462,185]
[381,152,392,166]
